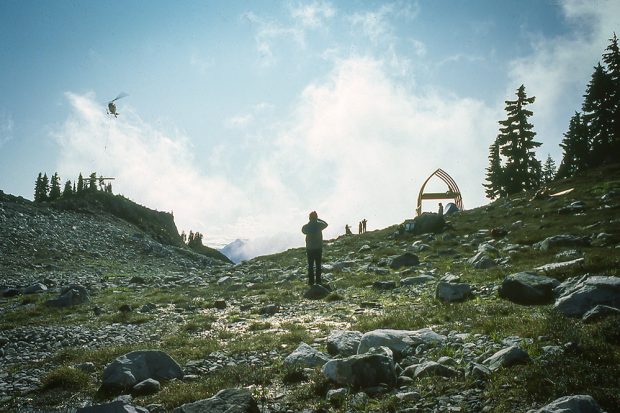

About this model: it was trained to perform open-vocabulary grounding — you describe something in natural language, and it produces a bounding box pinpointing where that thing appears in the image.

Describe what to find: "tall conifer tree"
[49,173,61,200]
[41,173,50,201]
[63,180,73,197]
[602,32,620,156]
[541,154,557,184]
[88,173,97,191]
[77,173,84,192]
[582,63,615,166]
[496,85,542,194]
[483,140,504,199]
[558,112,590,178]
[34,173,45,202]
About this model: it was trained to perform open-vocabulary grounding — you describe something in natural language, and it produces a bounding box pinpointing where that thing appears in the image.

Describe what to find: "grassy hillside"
[0,164,618,412]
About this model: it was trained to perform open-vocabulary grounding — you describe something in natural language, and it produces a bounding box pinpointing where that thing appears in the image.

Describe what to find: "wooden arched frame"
[416,169,464,216]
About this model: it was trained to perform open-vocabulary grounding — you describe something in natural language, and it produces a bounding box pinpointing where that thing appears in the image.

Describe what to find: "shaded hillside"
[0,164,619,413]
[39,190,230,264]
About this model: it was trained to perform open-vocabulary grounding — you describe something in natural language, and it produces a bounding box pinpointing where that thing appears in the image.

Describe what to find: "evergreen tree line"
[484,33,620,199]
[34,172,113,202]
[180,230,205,247]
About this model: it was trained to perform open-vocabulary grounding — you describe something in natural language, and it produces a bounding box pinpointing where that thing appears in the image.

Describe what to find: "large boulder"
[173,388,259,413]
[326,331,363,357]
[498,272,560,305]
[45,284,90,307]
[357,328,446,357]
[303,284,331,300]
[435,282,472,302]
[102,350,184,392]
[554,276,620,317]
[582,304,620,323]
[526,394,604,413]
[409,213,445,235]
[536,235,590,251]
[389,253,420,270]
[483,346,530,371]
[283,342,330,368]
[322,346,397,389]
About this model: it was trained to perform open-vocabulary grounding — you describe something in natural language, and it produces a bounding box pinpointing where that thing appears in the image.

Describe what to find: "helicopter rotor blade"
[110,92,129,103]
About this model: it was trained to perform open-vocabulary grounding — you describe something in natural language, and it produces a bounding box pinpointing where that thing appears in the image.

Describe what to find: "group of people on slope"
[344,218,368,236]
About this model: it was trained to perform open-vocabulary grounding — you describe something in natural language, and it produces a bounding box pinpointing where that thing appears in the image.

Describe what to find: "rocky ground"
[1,165,619,413]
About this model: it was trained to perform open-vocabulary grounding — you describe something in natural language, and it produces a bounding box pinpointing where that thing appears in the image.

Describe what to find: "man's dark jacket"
[302,219,328,250]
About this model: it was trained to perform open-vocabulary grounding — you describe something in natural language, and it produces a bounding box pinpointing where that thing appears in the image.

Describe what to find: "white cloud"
[0,112,14,148]
[260,57,497,240]
[349,2,419,45]
[54,55,497,259]
[506,0,620,160]
[242,11,305,66]
[53,92,249,246]
[225,113,254,128]
[290,1,335,28]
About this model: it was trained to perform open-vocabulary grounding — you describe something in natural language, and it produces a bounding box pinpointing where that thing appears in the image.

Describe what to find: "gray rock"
[582,304,620,323]
[373,280,397,290]
[389,253,420,270]
[22,283,47,294]
[407,361,459,379]
[468,252,497,269]
[498,272,560,305]
[465,362,491,380]
[322,346,397,389]
[77,400,149,413]
[303,284,330,300]
[526,394,604,413]
[102,350,184,391]
[535,258,585,273]
[435,282,472,302]
[45,284,90,307]
[409,213,445,235]
[173,388,259,413]
[259,304,279,315]
[283,342,330,368]
[537,235,590,251]
[326,388,349,404]
[75,362,96,373]
[400,275,435,286]
[410,241,430,252]
[326,331,363,357]
[554,276,620,317]
[357,328,446,356]
[483,345,530,371]
[132,378,160,396]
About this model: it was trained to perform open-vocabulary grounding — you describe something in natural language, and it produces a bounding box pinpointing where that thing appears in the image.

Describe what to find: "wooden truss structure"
[416,168,464,216]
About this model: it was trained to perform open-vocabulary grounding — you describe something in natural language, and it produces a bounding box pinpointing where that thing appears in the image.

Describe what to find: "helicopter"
[107,92,129,118]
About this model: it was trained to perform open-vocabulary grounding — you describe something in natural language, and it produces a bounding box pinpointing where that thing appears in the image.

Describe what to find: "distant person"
[438,203,444,217]
[302,211,328,286]
[345,224,352,235]
[362,218,367,233]
[358,221,363,234]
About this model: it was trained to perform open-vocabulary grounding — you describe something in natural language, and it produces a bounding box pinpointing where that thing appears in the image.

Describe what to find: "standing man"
[438,203,444,217]
[362,218,367,233]
[302,211,328,286]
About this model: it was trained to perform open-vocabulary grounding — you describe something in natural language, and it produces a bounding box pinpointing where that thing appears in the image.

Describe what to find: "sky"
[0,1,618,258]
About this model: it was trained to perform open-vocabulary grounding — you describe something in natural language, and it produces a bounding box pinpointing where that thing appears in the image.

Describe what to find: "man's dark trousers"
[307,248,322,285]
